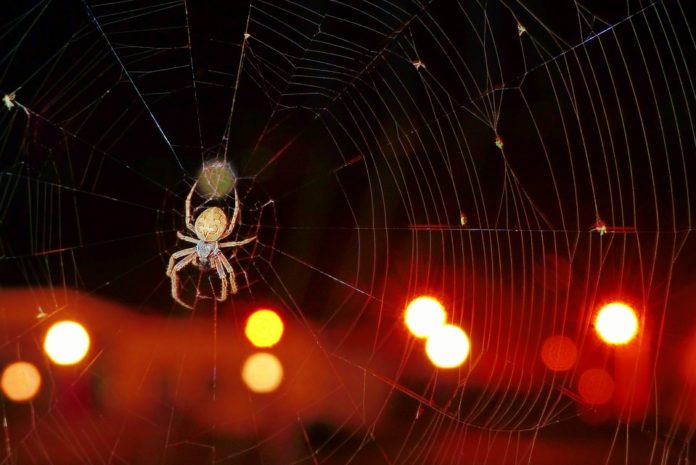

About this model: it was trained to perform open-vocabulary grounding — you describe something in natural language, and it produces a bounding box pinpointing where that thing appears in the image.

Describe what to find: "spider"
[166,181,256,308]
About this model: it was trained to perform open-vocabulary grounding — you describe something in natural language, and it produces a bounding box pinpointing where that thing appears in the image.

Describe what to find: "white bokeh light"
[425,324,471,368]
[404,296,447,339]
[44,321,91,366]
[595,302,639,345]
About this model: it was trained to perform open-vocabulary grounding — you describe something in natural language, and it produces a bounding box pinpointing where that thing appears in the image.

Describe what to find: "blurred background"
[0,1,695,464]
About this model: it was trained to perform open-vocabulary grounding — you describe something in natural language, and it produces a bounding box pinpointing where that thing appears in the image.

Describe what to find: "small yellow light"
[1,361,41,402]
[241,352,283,393]
[595,302,639,345]
[44,320,90,365]
[245,309,284,348]
[404,296,446,339]
[425,324,470,368]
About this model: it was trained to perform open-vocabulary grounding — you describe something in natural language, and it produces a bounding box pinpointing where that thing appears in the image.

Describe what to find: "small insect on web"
[166,180,256,309]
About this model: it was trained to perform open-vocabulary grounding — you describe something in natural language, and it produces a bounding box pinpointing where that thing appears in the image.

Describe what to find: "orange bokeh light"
[404,296,446,339]
[245,309,284,348]
[578,368,614,405]
[241,352,284,393]
[1,361,42,402]
[595,302,639,345]
[541,335,577,372]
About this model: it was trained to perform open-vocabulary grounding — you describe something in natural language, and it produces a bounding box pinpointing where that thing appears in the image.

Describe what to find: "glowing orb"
[425,324,470,368]
[197,160,237,199]
[1,362,41,402]
[595,302,638,345]
[241,352,284,393]
[578,368,614,405]
[245,309,284,348]
[405,296,446,339]
[541,335,577,372]
[44,320,90,365]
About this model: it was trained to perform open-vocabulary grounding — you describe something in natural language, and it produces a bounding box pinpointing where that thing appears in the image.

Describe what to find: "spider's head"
[195,206,228,242]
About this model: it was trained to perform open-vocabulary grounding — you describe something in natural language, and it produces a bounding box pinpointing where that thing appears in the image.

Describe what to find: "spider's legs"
[220,187,241,238]
[219,235,256,249]
[185,180,198,233]
[166,247,196,277]
[211,256,228,302]
[177,232,199,244]
[218,253,240,295]
[170,254,196,309]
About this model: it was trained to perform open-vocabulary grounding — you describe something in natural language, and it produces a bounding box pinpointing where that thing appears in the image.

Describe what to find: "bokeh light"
[197,160,237,198]
[1,361,41,402]
[245,309,284,348]
[595,302,639,345]
[44,320,91,365]
[578,368,615,405]
[404,296,447,339]
[540,335,577,371]
[425,324,470,368]
[241,352,284,393]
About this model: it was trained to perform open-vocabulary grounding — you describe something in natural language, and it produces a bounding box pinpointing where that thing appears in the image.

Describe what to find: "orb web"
[0,1,694,464]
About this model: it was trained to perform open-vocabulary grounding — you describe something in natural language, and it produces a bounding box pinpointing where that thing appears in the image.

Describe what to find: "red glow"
[614,322,652,421]
[534,254,572,292]
[540,335,577,372]
[578,368,614,405]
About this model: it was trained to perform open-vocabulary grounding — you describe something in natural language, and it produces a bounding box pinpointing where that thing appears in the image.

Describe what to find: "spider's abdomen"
[195,207,227,241]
